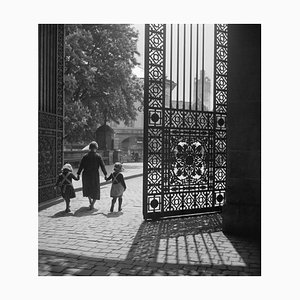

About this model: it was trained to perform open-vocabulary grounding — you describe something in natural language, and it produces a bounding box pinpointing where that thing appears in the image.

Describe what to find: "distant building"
[109,67,178,162]
[108,67,211,162]
[108,66,144,161]
[109,100,144,162]
[165,71,212,110]
[193,71,212,111]
[165,79,178,108]
[95,124,114,150]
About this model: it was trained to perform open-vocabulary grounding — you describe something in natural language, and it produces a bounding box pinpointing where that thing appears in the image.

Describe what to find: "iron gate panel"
[38,24,64,203]
[143,24,228,219]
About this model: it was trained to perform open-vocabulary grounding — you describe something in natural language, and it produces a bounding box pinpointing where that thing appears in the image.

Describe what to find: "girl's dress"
[107,172,126,197]
[56,171,78,199]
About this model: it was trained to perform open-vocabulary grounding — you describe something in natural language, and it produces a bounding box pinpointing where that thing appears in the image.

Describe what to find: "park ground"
[39,176,261,276]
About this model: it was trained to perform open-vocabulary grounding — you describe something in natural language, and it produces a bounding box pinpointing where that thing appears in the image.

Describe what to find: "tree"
[64,24,143,144]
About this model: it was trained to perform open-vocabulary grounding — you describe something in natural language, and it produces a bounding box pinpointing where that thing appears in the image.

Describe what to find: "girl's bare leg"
[110,198,117,212]
[118,197,123,212]
[65,197,70,212]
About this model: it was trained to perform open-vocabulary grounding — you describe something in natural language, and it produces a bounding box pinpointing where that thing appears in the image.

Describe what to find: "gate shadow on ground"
[38,247,259,276]
[126,213,222,263]
[39,213,260,276]
[125,213,260,273]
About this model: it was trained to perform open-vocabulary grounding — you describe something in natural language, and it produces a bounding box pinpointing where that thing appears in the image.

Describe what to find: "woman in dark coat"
[77,141,107,210]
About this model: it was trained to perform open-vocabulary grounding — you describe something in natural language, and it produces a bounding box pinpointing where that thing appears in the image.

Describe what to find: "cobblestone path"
[39,177,261,276]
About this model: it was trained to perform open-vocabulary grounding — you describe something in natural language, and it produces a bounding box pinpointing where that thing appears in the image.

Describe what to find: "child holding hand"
[106,162,126,212]
[55,163,79,213]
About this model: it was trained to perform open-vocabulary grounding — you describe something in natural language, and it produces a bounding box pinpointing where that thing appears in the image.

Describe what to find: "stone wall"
[222,24,261,238]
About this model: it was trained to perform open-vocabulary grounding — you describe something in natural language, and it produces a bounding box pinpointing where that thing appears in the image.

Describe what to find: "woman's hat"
[114,162,124,172]
[89,141,98,150]
[62,163,73,172]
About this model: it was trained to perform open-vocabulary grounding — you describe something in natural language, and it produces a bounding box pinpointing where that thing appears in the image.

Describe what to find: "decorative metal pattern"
[214,24,228,207]
[143,24,228,219]
[38,24,64,203]
[143,24,165,215]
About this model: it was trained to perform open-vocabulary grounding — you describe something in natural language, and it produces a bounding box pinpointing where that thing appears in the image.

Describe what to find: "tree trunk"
[103,110,107,150]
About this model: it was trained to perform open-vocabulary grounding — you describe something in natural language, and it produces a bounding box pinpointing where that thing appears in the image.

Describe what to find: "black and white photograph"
[1,0,300,299]
[38,23,261,276]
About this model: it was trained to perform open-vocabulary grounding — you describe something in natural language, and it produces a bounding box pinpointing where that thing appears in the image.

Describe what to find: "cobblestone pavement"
[39,176,261,276]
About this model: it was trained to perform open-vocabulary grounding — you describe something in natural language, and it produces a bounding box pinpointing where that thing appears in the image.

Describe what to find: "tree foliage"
[64,24,143,143]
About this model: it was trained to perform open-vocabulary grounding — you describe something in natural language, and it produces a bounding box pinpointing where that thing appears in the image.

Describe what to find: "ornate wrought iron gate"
[38,24,64,203]
[143,24,228,219]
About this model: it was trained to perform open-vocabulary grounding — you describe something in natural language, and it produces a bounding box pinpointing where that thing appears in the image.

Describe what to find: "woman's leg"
[110,197,117,212]
[118,197,123,212]
[91,198,96,209]
[88,197,92,209]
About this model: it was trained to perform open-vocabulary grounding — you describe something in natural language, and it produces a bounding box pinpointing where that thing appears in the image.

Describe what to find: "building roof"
[96,124,115,133]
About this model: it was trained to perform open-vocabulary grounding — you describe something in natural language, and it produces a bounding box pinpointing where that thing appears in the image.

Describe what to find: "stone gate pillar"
[222,25,261,237]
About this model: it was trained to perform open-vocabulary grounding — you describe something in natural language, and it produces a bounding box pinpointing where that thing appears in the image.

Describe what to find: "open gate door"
[143,24,228,219]
[38,24,64,203]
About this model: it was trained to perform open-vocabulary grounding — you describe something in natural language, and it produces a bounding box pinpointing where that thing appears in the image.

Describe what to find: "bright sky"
[132,24,145,68]
[132,24,215,104]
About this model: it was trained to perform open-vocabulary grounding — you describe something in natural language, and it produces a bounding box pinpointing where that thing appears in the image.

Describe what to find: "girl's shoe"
[118,208,122,212]
[65,208,71,213]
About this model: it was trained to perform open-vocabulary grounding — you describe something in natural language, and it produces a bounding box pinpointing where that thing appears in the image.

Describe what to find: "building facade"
[109,100,144,162]
[109,69,178,162]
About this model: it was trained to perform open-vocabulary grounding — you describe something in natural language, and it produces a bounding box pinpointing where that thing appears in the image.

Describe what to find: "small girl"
[55,163,79,213]
[106,162,126,213]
